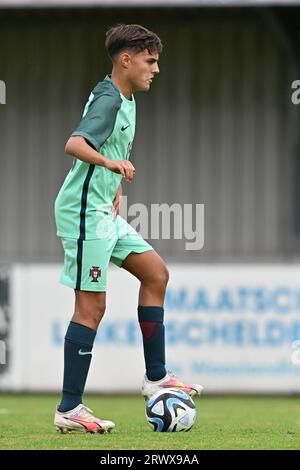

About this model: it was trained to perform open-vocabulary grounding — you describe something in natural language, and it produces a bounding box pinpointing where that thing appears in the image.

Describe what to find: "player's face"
[127,50,160,92]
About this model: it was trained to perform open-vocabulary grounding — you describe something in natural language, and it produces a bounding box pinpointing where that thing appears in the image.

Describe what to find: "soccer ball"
[145,388,196,432]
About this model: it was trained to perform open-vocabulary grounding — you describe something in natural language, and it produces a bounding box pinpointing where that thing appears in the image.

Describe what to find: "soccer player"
[54,24,203,434]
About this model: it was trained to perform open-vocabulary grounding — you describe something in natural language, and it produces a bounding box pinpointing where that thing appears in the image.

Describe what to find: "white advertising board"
[1,264,300,393]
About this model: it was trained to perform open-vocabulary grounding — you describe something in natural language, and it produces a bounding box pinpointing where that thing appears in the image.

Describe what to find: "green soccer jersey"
[54,75,136,240]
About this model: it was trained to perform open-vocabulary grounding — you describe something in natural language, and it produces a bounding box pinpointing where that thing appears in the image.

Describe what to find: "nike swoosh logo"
[121,124,130,131]
[78,349,92,356]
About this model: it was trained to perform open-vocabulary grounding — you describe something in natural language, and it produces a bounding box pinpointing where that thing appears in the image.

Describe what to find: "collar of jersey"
[105,74,134,104]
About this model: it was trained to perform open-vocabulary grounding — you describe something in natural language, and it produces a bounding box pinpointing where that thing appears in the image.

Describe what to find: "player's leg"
[58,290,106,414]
[121,250,203,398]
[111,218,203,398]
[55,290,114,433]
[121,250,168,381]
[55,238,115,433]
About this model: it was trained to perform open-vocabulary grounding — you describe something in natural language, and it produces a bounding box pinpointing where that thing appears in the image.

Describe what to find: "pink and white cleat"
[141,370,204,400]
[54,403,115,434]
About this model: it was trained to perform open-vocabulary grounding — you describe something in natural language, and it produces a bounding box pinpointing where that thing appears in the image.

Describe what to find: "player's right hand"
[104,159,136,182]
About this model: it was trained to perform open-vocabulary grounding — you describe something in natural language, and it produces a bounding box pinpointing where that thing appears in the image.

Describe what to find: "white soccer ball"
[145,388,196,432]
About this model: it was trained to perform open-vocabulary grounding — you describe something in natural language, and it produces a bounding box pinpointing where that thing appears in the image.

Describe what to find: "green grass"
[0,395,300,450]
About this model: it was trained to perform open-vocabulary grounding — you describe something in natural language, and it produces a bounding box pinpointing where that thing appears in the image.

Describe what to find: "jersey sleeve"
[72,93,120,150]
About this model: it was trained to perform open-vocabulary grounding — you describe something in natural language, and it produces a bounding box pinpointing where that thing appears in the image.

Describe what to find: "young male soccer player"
[54,24,203,434]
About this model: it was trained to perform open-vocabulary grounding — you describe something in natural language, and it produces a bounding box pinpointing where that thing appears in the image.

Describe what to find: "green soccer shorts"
[59,214,153,292]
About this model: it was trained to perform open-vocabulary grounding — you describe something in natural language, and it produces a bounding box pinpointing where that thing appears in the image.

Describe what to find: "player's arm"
[65,136,135,182]
[68,92,135,182]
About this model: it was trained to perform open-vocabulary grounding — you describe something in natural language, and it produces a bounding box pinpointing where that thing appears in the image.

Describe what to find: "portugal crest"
[89,266,101,282]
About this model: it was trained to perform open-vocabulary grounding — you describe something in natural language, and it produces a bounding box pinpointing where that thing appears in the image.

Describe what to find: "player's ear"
[120,52,131,69]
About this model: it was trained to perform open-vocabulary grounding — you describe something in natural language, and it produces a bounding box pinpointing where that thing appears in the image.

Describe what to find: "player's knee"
[74,293,106,329]
[78,303,106,329]
[90,298,106,323]
[159,265,169,288]
[147,264,169,290]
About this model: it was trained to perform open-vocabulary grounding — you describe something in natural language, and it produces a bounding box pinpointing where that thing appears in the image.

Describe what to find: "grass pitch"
[0,394,299,450]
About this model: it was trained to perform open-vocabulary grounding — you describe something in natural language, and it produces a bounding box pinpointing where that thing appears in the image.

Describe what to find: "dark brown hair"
[105,24,162,62]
